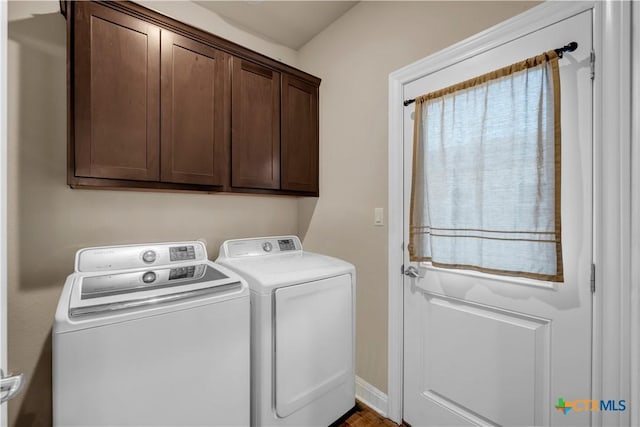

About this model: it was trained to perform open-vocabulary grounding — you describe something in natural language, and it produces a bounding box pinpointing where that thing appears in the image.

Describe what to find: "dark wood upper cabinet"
[73,1,160,181]
[231,58,281,190]
[281,75,319,194]
[67,1,320,196]
[161,31,230,186]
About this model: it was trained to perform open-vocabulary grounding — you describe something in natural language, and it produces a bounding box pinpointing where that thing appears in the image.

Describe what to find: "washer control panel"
[277,238,296,251]
[222,236,302,258]
[169,245,197,262]
[76,241,207,273]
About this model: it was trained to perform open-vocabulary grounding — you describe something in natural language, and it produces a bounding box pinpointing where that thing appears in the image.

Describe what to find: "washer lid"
[216,251,354,292]
[68,263,240,317]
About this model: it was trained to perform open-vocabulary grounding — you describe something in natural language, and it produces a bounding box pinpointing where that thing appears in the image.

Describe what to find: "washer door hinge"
[590,263,596,293]
[590,50,596,80]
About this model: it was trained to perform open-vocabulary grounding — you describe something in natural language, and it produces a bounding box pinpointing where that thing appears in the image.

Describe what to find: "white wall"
[296,0,538,393]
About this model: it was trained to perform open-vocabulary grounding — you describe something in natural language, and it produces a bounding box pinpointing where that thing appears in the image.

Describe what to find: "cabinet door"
[281,75,319,194]
[73,2,160,181]
[231,58,280,190]
[161,31,230,186]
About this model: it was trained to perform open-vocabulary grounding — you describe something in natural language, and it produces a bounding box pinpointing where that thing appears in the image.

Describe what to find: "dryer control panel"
[221,236,302,258]
[75,241,207,272]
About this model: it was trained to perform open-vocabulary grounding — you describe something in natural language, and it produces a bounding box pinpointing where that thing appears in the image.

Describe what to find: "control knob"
[142,250,156,264]
[142,271,156,284]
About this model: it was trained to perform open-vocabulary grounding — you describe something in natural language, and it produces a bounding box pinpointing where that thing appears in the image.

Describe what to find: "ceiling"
[194,1,358,50]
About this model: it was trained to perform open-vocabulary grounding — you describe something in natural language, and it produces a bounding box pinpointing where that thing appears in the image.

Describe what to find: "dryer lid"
[216,251,354,293]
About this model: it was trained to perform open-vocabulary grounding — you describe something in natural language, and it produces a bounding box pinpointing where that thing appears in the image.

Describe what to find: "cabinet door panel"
[74,2,160,181]
[231,58,280,190]
[161,32,230,186]
[281,75,319,194]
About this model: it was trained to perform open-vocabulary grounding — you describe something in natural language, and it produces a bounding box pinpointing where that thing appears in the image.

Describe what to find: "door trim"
[592,3,633,426]
[387,1,634,424]
[629,3,639,426]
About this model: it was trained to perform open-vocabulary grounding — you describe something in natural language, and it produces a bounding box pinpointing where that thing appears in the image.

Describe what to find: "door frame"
[387,1,635,425]
[631,3,640,425]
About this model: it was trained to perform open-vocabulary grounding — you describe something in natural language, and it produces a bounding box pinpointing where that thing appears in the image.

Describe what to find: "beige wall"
[296,1,538,393]
[6,1,540,425]
[6,2,299,425]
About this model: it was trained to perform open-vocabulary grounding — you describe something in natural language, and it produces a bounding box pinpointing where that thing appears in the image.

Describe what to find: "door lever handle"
[404,265,420,278]
[0,369,24,403]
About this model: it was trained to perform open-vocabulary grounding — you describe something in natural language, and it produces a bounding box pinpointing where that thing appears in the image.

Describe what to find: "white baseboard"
[355,376,389,417]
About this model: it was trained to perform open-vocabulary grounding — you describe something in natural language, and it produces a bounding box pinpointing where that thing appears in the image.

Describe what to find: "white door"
[403,10,592,427]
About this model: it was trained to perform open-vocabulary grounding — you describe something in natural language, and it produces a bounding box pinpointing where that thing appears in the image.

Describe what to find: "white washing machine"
[53,241,250,426]
[216,236,355,426]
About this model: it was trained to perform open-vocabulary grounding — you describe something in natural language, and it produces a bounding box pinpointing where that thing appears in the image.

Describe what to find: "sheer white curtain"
[409,51,563,281]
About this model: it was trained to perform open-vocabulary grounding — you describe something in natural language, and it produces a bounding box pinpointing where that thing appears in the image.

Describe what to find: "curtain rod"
[403,41,578,107]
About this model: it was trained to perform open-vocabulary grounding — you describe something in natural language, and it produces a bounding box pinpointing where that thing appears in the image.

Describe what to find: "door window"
[409,51,563,282]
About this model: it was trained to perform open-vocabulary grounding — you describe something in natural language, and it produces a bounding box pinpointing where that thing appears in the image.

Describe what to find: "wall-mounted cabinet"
[231,58,281,190]
[73,2,161,182]
[66,1,320,196]
[281,75,319,193]
[161,31,230,186]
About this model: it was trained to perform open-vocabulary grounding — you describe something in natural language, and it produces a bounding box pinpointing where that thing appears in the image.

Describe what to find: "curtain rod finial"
[555,41,578,58]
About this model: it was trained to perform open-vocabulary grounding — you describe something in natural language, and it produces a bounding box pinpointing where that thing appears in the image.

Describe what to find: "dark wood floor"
[336,401,399,427]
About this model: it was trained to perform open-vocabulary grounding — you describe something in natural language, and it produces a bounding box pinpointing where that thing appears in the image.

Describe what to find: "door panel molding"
[418,292,551,426]
[388,1,633,424]
[420,390,497,427]
[423,291,552,328]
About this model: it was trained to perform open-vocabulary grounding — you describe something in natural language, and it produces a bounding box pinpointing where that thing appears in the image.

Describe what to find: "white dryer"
[216,236,355,426]
[53,241,250,426]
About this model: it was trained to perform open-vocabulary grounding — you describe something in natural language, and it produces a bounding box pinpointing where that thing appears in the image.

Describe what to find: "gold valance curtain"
[409,50,563,282]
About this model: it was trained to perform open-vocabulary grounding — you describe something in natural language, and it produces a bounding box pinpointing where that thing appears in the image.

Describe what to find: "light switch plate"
[374,208,384,226]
